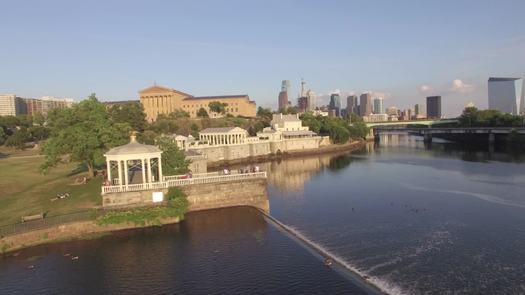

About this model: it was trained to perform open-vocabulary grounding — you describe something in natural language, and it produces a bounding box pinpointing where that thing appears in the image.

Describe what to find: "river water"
[1,133,525,294]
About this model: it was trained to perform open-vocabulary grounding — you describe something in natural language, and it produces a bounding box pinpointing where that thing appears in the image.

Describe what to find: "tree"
[300,113,322,133]
[197,107,209,118]
[5,128,31,149]
[347,121,369,139]
[190,123,199,138]
[108,102,147,132]
[169,109,190,119]
[33,112,46,126]
[0,127,6,145]
[41,94,130,177]
[28,125,50,141]
[257,107,273,120]
[156,136,189,175]
[208,101,228,114]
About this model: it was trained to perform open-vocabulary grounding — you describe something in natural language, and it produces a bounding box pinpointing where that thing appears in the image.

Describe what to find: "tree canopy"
[108,102,147,132]
[299,113,368,143]
[208,101,228,114]
[257,107,273,120]
[41,94,130,177]
[197,107,209,118]
[459,107,524,127]
[156,136,189,175]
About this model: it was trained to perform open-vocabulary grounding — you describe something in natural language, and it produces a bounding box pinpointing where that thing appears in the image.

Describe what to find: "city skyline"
[1,0,525,117]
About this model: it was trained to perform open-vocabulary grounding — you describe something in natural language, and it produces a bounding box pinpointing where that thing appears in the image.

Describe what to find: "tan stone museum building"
[139,84,257,121]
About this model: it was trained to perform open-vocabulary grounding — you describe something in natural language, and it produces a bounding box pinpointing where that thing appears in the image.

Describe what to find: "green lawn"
[0,153,101,225]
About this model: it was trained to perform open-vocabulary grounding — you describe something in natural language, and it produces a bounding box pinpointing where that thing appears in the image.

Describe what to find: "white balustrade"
[102,172,267,195]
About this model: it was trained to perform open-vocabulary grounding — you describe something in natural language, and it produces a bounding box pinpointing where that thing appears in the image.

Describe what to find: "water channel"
[1,133,524,294]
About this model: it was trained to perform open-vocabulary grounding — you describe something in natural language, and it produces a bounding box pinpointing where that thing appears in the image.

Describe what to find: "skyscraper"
[488,77,524,115]
[359,93,372,116]
[278,80,290,110]
[306,90,317,111]
[426,96,442,119]
[373,97,384,114]
[346,95,358,116]
[414,104,421,116]
[329,94,342,117]
[297,96,309,113]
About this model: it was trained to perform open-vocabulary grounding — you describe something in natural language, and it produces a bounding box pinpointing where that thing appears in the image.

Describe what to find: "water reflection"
[0,207,366,294]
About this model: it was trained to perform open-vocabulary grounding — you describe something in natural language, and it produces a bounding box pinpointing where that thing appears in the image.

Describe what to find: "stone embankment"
[0,216,181,254]
[208,140,365,168]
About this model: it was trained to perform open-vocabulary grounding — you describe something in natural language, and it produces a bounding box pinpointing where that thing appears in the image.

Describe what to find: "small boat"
[324,258,333,266]
[64,253,71,257]
[71,256,79,260]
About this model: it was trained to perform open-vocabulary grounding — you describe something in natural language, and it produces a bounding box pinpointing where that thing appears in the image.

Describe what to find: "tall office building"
[346,95,358,116]
[414,104,421,116]
[373,97,384,114]
[297,96,309,113]
[306,90,317,111]
[329,94,342,117]
[488,77,524,115]
[278,80,290,110]
[0,94,26,116]
[359,93,372,116]
[426,96,442,119]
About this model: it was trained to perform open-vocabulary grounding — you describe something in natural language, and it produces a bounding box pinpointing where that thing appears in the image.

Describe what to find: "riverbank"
[207,140,365,168]
[0,216,181,254]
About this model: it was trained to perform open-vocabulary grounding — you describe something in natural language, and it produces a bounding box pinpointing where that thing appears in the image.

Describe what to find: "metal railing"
[0,210,99,238]
[102,171,267,195]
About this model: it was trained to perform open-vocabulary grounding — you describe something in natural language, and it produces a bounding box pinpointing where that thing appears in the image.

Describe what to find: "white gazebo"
[104,135,163,188]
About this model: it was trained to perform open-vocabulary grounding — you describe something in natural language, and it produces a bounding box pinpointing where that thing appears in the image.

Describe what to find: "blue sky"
[1,0,524,116]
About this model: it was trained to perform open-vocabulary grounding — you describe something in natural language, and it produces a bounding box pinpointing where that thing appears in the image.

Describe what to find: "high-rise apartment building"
[426,96,442,119]
[278,80,290,110]
[359,93,372,116]
[329,94,342,117]
[0,94,26,116]
[414,104,421,116]
[488,77,524,115]
[346,95,358,116]
[24,96,75,115]
[373,97,384,114]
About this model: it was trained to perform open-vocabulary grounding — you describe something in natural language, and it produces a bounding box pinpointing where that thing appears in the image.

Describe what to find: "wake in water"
[399,183,525,209]
[261,211,407,295]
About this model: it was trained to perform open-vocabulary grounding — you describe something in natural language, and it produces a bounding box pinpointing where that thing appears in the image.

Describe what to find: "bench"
[21,213,44,223]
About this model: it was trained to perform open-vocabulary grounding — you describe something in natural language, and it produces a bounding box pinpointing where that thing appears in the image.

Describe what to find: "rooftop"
[488,77,522,82]
[184,95,249,100]
[105,135,161,156]
[200,127,246,133]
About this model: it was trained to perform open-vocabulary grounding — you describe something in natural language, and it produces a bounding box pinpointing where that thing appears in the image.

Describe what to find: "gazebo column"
[158,157,163,181]
[117,160,123,188]
[147,157,153,183]
[106,160,112,183]
[141,158,146,184]
[124,160,129,186]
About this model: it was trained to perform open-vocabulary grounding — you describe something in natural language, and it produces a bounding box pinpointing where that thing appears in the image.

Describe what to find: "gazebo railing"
[102,172,267,195]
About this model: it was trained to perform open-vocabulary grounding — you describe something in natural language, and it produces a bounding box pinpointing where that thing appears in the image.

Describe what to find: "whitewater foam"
[261,211,408,295]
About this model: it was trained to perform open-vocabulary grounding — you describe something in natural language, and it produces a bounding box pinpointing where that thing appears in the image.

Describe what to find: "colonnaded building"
[139,84,257,121]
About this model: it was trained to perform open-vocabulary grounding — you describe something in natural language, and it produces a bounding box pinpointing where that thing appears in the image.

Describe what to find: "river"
[1,133,525,294]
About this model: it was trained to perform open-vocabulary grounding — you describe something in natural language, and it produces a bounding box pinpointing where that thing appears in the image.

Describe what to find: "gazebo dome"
[105,135,161,156]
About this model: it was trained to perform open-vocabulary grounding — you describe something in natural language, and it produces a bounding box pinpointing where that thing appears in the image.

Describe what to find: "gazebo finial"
[130,131,138,143]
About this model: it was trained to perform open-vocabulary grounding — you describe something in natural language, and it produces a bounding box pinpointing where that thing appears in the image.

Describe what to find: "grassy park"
[0,147,101,226]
